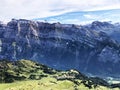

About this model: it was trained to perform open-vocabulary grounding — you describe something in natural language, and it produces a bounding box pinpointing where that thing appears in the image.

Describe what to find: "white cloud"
[0,0,120,22]
[83,14,100,20]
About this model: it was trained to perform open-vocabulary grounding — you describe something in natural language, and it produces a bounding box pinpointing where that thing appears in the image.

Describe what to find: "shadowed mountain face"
[0,19,120,78]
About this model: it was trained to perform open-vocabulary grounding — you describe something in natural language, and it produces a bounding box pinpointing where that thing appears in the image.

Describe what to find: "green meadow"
[0,60,120,90]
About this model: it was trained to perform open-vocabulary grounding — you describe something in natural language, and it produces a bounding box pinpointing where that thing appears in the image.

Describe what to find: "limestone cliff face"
[0,19,120,78]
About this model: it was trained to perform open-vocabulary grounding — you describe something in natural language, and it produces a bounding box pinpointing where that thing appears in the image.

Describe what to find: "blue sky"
[0,0,120,23]
[37,9,120,24]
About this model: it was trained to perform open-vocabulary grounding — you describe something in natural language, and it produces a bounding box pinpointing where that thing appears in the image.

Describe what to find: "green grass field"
[0,77,120,90]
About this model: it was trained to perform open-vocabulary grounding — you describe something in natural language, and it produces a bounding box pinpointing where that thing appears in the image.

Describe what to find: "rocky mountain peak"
[91,21,114,30]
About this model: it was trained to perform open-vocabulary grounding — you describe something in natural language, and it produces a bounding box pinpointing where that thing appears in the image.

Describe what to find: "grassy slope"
[0,78,120,90]
[0,59,120,90]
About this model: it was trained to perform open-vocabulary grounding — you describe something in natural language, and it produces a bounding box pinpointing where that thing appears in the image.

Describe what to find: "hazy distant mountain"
[34,9,120,24]
[0,19,120,79]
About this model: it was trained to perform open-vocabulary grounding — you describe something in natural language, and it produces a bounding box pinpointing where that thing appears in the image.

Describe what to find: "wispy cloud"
[0,0,120,22]
[83,14,99,20]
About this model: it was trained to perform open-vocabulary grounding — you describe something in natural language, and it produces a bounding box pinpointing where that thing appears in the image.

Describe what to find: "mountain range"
[0,19,120,79]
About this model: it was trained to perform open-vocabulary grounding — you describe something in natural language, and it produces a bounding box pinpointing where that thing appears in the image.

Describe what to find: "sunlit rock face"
[0,19,120,78]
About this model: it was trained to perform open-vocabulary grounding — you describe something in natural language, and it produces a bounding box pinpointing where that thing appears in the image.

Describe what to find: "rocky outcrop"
[0,19,120,78]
